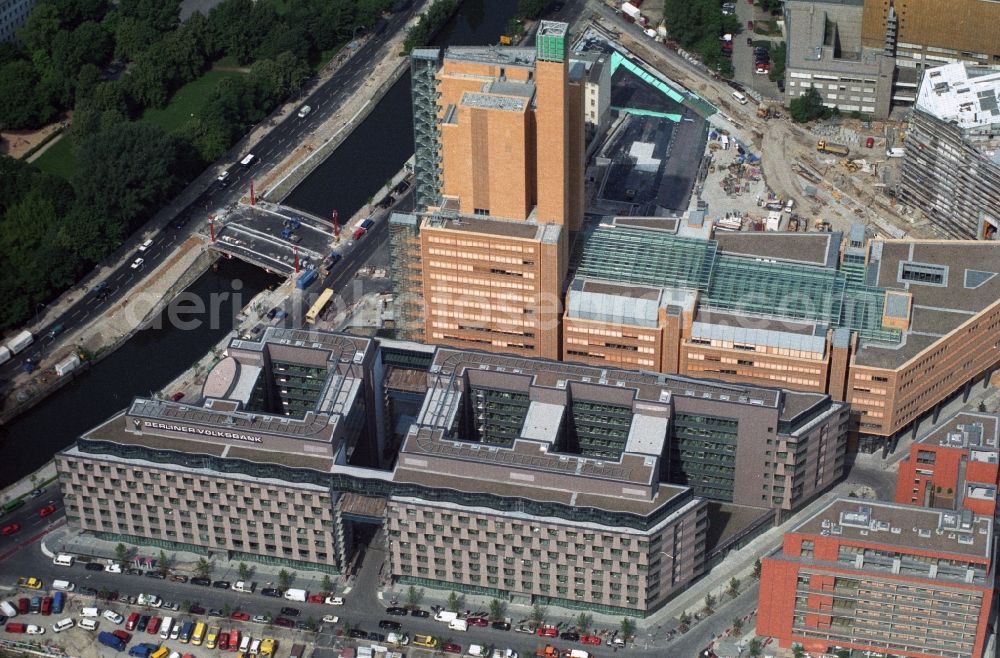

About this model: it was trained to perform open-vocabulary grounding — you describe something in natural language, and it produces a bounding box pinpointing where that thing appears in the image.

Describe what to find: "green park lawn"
[31,133,78,180]
[141,68,246,134]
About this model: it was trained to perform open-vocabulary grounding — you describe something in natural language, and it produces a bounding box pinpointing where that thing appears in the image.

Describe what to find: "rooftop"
[444,45,536,68]
[423,213,558,241]
[460,91,528,112]
[714,231,841,268]
[915,62,1000,131]
[794,498,993,559]
[918,412,1000,457]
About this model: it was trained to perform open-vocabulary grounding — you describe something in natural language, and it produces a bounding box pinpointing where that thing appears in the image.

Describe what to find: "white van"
[52,618,75,633]
[732,91,748,105]
[0,601,17,617]
[79,618,99,631]
[249,638,262,656]
[160,617,174,640]
[52,580,75,592]
[239,635,252,653]
[52,554,75,567]
[449,618,469,632]
[81,607,101,618]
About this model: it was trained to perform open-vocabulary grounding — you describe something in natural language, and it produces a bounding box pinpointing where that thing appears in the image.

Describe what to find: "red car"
[126,613,139,631]
[147,617,161,634]
[537,626,558,637]
[230,611,250,621]
[307,594,326,604]
[467,617,489,627]
[18,598,29,614]
[442,644,462,654]
[217,632,230,651]
[40,596,52,616]
[170,392,185,401]
[39,505,56,517]
[747,20,753,30]
[581,635,602,645]
[2,523,20,536]
[113,630,132,644]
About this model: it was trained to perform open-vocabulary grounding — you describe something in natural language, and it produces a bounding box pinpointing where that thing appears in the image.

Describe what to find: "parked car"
[307,594,326,604]
[747,20,753,29]
[113,630,132,643]
[190,577,211,587]
[230,611,250,622]
[442,643,462,654]
[385,607,408,616]
[188,604,206,615]
[126,613,140,631]
[261,588,282,598]
[136,615,149,632]
[85,562,105,572]
[322,615,339,624]
[125,568,144,576]
[145,571,166,580]
[294,620,314,631]
[410,609,430,618]
[279,607,299,618]
[581,635,602,645]
[467,617,488,627]
[369,632,386,642]
[560,631,580,641]
[2,523,20,536]
[39,505,56,517]
[537,626,558,638]
[251,615,271,624]
[130,258,144,270]
[169,575,188,583]
[491,621,511,631]
[348,629,368,639]
[378,620,401,631]
[274,617,294,628]
[212,581,231,589]
[207,609,225,618]
[324,596,344,606]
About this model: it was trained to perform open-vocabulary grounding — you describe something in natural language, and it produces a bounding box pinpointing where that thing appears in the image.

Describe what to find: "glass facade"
[669,412,739,501]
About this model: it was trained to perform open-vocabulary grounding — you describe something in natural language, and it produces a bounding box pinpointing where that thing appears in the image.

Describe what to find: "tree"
[748,637,763,657]
[488,598,505,622]
[322,575,335,593]
[757,0,782,13]
[517,0,546,19]
[529,604,546,628]
[792,644,807,658]
[278,569,293,589]
[115,543,129,564]
[238,562,254,581]
[789,87,830,123]
[404,0,458,53]
[181,600,192,613]
[678,611,691,633]
[732,617,744,636]
[768,41,786,82]
[704,593,716,614]
[752,558,762,580]
[727,577,741,599]
[157,550,170,575]
[407,586,423,609]
[620,618,636,640]
[447,591,461,613]
[576,612,592,634]
[195,558,212,579]
[222,602,232,616]
[0,60,56,129]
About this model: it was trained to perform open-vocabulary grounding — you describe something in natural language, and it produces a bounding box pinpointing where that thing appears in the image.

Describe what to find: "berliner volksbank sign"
[137,419,264,444]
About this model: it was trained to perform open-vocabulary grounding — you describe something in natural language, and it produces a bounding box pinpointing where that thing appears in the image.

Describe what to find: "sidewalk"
[41,525,338,594]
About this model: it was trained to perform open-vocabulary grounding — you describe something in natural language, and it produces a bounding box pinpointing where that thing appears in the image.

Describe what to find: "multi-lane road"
[0,5,417,382]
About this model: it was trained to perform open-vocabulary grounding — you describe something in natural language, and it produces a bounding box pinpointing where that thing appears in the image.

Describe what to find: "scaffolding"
[388,212,424,341]
[411,49,443,210]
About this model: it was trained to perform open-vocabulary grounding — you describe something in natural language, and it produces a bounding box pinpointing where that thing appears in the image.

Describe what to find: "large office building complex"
[758,498,996,658]
[759,412,999,658]
[391,21,585,359]
[561,217,1000,451]
[56,328,849,615]
[861,0,1000,104]
[783,0,894,118]
[899,62,1000,240]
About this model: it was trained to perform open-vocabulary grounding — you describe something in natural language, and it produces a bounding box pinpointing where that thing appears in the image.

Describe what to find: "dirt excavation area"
[1,116,68,159]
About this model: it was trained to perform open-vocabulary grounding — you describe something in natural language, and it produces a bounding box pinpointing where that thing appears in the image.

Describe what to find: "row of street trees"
[0,0,393,331]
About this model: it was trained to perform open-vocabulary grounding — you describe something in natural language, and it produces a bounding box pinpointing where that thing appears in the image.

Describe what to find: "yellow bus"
[305,288,334,325]
[191,621,207,646]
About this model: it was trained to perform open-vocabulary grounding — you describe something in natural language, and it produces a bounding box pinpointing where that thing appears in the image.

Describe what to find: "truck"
[816,140,850,156]
[136,593,161,608]
[99,630,127,651]
[283,588,307,602]
[7,330,33,355]
[621,1,643,23]
[295,269,318,290]
[231,581,256,593]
